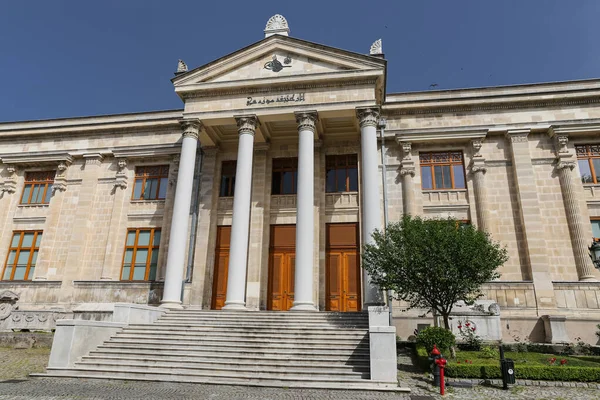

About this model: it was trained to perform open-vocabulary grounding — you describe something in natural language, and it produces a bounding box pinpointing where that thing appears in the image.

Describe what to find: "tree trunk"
[442,313,450,329]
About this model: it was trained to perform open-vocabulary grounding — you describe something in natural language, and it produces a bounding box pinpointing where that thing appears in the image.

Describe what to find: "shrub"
[480,345,500,359]
[416,327,456,354]
[596,324,600,340]
[445,364,600,382]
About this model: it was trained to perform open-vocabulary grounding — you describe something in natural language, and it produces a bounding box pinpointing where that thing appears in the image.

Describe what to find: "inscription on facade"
[246,93,305,106]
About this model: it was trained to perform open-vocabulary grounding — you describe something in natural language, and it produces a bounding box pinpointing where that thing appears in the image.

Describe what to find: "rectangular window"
[219,161,236,197]
[132,166,169,201]
[326,154,358,193]
[592,219,600,241]
[419,151,466,190]
[2,231,42,281]
[121,228,161,281]
[576,144,600,184]
[272,158,298,195]
[20,171,55,205]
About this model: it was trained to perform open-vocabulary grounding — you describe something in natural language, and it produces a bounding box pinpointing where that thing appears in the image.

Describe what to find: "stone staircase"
[40,309,403,391]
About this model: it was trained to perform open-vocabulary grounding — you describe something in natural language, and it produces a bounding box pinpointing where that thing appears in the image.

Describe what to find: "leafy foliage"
[415,327,455,354]
[362,216,507,328]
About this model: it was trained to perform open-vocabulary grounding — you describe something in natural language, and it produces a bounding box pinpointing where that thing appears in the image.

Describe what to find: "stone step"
[119,328,368,340]
[35,370,405,391]
[80,355,370,371]
[98,343,370,358]
[89,348,370,363]
[159,316,369,324]
[113,333,367,346]
[169,311,367,318]
[106,337,370,351]
[74,360,369,378]
[149,322,368,330]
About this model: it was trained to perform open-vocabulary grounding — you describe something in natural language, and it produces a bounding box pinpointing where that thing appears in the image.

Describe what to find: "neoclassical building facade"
[1,15,600,344]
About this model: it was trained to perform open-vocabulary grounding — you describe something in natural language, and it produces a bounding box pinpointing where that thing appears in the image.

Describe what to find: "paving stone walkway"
[1,346,599,399]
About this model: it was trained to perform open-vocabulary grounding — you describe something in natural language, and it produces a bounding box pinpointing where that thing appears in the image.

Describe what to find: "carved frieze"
[1,165,17,194]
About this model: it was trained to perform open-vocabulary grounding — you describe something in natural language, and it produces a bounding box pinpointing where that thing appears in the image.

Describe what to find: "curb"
[446,377,600,389]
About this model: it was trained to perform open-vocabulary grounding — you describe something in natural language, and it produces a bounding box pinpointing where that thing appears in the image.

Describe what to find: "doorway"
[268,225,295,311]
[326,223,361,312]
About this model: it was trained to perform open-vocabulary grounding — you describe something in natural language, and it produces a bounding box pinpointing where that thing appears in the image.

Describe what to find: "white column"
[161,119,201,309]
[292,112,318,311]
[357,108,385,307]
[223,116,257,310]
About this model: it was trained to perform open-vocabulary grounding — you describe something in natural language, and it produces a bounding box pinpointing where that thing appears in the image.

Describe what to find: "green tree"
[362,215,508,330]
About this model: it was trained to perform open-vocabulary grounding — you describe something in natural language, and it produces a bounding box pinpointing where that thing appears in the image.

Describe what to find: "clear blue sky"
[1,1,599,122]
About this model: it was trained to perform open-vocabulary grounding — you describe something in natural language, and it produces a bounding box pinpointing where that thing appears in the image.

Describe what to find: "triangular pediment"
[173,35,385,92]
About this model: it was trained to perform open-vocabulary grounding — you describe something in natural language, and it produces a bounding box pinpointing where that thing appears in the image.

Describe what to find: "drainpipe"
[184,148,204,287]
[378,117,393,327]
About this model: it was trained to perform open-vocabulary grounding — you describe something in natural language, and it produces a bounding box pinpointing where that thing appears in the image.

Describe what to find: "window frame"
[419,151,466,190]
[271,157,298,195]
[325,154,359,193]
[576,144,600,185]
[591,218,600,242]
[20,171,55,205]
[2,230,42,281]
[132,165,169,201]
[120,228,161,281]
[219,161,237,197]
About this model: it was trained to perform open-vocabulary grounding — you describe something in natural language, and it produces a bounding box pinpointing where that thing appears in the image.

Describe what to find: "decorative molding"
[182,79,378,100]
[235,115,258,136]
[83,153,103,166]
[114,158,128,190]
[505,129,530,143]
[553,134,569,155]
[394,128,488,143]
[1,164,17,194]
[370,39,383,55]
[112,143,182,159]
[176,59,188,73]
[471,139,484,158]
[400,167,415,177]
[470,164,487,174]
[400,141,412,161]
[555,161,575,171]
[0,151,74,167]
[181,119,203,140]
[531,157,557,166]
[294,111,318,133]
[13,215,46,224]
[52,160,71,193]
[485,159,512,167]
[356,107,380,128]
[264,14,290,37]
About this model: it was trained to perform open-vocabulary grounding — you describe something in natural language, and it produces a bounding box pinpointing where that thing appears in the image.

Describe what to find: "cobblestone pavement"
[1,346,599,399]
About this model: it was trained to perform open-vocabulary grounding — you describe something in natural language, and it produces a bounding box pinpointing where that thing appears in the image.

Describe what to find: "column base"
[223,301,248,311]
[290,302,318,312]
[159,300,183,310]
[579,276,599,282]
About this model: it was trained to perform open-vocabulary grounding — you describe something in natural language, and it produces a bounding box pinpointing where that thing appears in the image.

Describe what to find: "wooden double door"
[268,225,295,311]
[326,223,361,312]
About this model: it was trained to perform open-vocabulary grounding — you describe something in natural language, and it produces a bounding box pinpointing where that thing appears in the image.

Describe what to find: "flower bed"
[415,346,600,382]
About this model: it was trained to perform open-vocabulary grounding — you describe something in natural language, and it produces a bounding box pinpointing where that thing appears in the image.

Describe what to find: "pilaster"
[469,138,491,233]
[506,129,555,309]
[398,141,416,216]
[551,133,597,281]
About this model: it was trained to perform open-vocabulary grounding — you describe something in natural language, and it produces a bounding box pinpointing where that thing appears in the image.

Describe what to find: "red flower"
[465,322,471,327]
[457,325,462,330]
[560,359,567,365]
[471,327,476,332]
[457,361,461,364]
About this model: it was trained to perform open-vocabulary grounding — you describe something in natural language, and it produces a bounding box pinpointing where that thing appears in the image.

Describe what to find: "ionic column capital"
[556,161,576,171]
[400,167,415,177]
[235,115,258,136]
[356,107,380,128]
[294,111,318,133]
[180,119,203,140]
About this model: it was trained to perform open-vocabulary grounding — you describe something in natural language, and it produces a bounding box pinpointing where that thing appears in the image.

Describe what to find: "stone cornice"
[106,143,183,159]
[394,127,487,143]
[0,151,74,166]
[0,110,182,137]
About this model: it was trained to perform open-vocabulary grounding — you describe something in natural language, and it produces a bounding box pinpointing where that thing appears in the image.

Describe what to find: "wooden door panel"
[285,254,295,311]
[344,252,360,312]
[211,226,231,310]
[269,253,284,311]
[268,225,296,311]
[326,252,341,311]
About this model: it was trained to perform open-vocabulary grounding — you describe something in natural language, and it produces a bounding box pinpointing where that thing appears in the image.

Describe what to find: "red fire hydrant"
[434,356,447,395]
